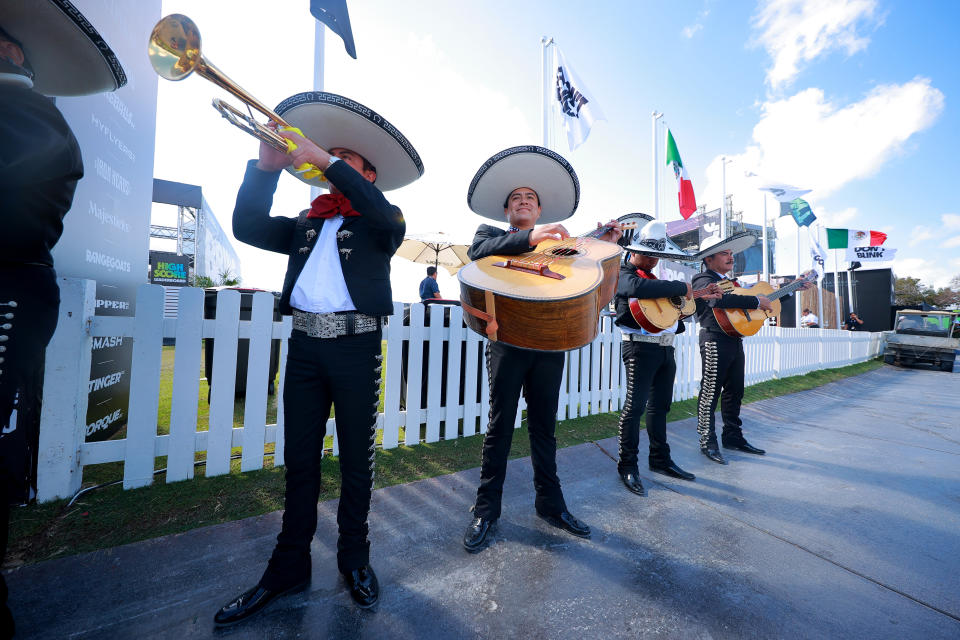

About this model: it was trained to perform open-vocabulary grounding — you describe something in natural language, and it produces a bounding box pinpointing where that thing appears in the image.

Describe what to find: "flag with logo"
[810,234,826,279]
[760,184,812,203]
[554,46,605,150]
[788,198,816,227]
[826,228,887,248]
[665,129,697,219]
[846,246,896,262]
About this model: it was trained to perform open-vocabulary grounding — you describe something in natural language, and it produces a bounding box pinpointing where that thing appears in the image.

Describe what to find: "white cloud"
[682,24,704,38]
[891,257,959,289]
[944,236,960,249]
[942,213,960,230]
[699,77,944,223]
[752,0,879,89]
[909,226,935,247]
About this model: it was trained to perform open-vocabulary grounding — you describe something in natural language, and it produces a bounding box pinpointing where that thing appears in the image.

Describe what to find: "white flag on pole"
[845,246,897,262]
[758,184,812,203]
[810,235,826,279]
[554,46,605,150]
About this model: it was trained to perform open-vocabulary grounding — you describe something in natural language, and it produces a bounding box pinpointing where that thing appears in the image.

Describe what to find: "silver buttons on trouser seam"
[0,301,11,379]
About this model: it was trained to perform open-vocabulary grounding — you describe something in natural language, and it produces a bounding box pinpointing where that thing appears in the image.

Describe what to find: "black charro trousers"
[696,334,748,449]
[260,328,382,589]
[617,341,677,472]
[473,341,567,520]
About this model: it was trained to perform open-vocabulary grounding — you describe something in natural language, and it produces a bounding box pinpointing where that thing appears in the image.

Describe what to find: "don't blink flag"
[554,46,605,150]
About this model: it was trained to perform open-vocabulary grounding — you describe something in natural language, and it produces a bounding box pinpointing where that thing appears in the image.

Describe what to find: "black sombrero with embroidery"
[0,0,126,96]
[467,146,580,224]
[275,91,424,192]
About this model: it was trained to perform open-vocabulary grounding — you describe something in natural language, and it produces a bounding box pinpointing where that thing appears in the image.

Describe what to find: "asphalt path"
[8,365,960,639]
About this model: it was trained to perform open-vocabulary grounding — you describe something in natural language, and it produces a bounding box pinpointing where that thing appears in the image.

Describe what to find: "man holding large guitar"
[460,146,621,553]
[613,220,724,495]
[692,234,813,464]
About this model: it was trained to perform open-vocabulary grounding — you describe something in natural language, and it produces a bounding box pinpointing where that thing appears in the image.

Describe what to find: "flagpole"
[540,37,554,149]
[652,112,662,220]
[762,193,769,281]
[816,224,825,327]
[795,223,802,326]
[833,247,842,325]
[311,20,326,202]
[721,157,728,239]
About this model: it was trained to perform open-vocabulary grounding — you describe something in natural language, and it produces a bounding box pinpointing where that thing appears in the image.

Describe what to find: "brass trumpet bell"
[148,14,327,186]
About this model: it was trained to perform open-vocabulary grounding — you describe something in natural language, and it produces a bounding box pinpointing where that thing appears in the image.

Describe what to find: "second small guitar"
[628,280,734,333]
[713,271,817,337]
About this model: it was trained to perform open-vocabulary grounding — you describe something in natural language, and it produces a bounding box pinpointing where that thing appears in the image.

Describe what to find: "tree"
[894,277,936,306]
[192,269,241,288]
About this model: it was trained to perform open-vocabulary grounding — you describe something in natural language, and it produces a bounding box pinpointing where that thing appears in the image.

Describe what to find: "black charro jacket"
[614,263,689,334]
[0,85,83,268]
[467,224,534,260]
[692,270,763,340]
[232,159,404,316]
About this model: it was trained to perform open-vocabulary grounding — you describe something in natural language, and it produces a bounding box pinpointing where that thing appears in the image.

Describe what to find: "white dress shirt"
[289,213,357,314]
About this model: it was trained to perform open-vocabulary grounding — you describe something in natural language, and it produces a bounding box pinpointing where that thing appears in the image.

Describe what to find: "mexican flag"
[665,129,696,220]
[826,228,887,248]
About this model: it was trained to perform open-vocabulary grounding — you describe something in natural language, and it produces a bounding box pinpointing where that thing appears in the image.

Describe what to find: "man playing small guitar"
[460,146,621,553]
[613,220,723,494]
[692,234,813,465]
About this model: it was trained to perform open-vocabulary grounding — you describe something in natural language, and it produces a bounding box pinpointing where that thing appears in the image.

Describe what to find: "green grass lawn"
[6,355,883,568]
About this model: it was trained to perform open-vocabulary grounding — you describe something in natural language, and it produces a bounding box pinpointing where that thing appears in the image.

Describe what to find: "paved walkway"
[9,365,960,639]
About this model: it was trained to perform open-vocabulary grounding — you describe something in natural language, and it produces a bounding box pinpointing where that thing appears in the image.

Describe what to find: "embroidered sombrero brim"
[274,91,424,191]
[615,212,653,248]
[624,220,694,261]
[467,146,580,224]
[1,0,126,96]
[695,232,756,259]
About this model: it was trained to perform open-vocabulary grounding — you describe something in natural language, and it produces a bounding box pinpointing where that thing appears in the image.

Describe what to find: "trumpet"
[148,14,323,180]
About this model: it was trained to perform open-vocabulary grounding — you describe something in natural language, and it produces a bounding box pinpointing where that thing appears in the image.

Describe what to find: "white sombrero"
[467,146,580,223]
[625,220,694,261]
[0,0,126,96]
[274,91,424,192]
[695,232,756,260]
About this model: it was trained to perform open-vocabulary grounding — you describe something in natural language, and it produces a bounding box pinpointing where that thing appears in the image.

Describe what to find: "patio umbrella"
[396,231,472,275]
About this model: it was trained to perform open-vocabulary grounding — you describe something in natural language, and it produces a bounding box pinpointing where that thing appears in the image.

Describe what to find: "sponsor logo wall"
[52,0,162,441]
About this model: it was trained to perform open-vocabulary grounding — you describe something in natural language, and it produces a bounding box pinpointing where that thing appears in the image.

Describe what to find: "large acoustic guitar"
[629,280,734,333]
[713,271,817,337]
[459,224,634,351]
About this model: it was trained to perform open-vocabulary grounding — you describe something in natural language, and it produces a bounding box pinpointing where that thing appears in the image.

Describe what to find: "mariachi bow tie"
[307,193,361,219]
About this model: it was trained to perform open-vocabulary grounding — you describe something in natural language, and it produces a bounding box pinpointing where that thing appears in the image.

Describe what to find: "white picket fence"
[36,280,885,503]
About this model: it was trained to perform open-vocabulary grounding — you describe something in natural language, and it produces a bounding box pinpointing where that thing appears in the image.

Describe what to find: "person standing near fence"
[217,92,422,624]
[613,220,724,494]
[459,146,621,553]
[692,235,812,464]
[0,4,127,636]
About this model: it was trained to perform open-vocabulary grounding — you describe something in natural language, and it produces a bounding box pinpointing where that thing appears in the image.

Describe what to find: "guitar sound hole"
[548,247,581,257]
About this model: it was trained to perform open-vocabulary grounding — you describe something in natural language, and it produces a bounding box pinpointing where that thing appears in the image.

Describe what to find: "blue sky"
[153,0,960,297]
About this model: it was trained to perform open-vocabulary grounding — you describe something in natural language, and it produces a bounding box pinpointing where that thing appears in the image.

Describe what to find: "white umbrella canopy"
[396,232,472,275]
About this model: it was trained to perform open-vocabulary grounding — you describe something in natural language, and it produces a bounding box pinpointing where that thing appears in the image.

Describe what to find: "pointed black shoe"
[725,441,766,455]
[701,447,727,465]
[650,461,696,481]
[463,516,497,553]
[343,565,379,609]
[213,579,309,627]
[619,471,646,495]
[537,510,591,538]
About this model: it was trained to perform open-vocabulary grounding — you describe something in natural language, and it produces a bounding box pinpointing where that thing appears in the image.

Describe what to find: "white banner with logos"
[846,245,897,262]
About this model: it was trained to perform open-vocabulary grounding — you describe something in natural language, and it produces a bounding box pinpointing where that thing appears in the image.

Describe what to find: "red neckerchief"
[636,268,657,280]
[307,193,361,219]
